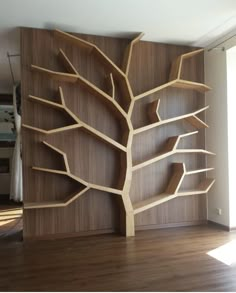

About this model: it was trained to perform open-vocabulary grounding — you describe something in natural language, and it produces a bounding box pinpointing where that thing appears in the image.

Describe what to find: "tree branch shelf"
[23,29,215,237]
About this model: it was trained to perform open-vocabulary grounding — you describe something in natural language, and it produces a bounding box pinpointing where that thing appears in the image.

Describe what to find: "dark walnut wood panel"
[21,28,207,239]
[1,226,236,291]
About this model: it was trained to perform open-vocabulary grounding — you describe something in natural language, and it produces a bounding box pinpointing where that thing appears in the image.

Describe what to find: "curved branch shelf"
[55,29,134,106]
[54,29,126,78]
[122,32,144,76]
[132,131,215,171]
[169,48,204,81]
[133,163,215,215]
[25,140,123,210]
[22,88,127,152]
[31,65,128,120]
[134,103,209,135]
[134,79,211,101]
[134,48,211,101]
[24,187,89,209]
[31,166,122,195]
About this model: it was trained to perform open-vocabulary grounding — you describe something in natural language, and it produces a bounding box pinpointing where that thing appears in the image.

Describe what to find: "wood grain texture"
[21,28,207,239]
[1,226,236,291]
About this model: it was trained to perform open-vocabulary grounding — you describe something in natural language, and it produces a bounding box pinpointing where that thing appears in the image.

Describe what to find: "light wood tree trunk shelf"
[23,29,215,237]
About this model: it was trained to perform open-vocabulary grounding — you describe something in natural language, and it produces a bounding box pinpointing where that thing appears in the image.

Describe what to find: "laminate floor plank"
[0,225,236,291]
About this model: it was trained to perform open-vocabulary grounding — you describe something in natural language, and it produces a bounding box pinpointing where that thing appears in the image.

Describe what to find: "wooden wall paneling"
[21,28,214,239]
[22,28,125,238]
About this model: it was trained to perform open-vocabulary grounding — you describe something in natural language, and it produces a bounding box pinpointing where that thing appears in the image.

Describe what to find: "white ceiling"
[1,0,236,92]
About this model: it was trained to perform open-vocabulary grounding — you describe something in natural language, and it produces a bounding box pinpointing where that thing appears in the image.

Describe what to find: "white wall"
[205,34,236,228]
[205,48,230,227]
[226,48,236,228]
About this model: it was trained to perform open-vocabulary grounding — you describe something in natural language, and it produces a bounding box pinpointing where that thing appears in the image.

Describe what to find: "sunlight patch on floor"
[0,219,16,227]
[0,206,23,232]
[0,209,22,223]
[207,240,236,266]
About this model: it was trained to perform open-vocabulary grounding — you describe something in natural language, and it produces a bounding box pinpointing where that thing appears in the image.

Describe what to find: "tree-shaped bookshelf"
[23,29,215,237]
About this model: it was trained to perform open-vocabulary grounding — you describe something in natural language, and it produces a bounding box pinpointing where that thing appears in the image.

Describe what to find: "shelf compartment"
[24,187,89,209]
[133,161,215,215]
[23,89,127,152]
[132,131,215,171]
[134,104,209,135]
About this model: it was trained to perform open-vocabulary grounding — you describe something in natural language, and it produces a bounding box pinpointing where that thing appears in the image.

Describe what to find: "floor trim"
[207,220,230,231]
[24,221,210,241]
[24,228,116,241]
[136,220,207,231]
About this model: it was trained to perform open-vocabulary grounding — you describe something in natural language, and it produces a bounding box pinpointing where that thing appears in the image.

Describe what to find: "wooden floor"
[0,224,236,291]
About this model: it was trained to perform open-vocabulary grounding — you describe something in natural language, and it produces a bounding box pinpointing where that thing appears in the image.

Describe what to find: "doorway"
[0,93,22,240]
